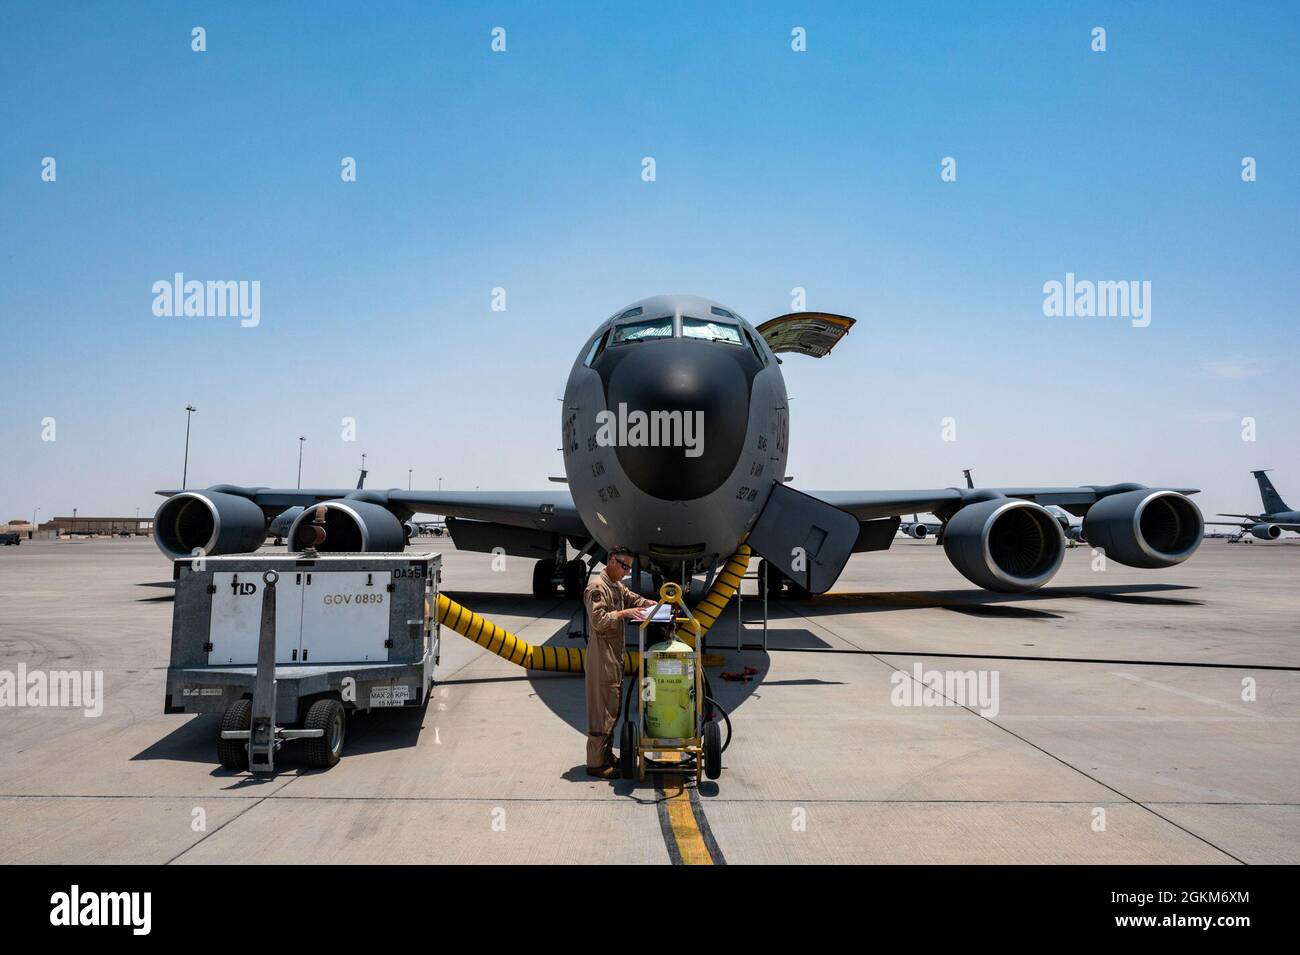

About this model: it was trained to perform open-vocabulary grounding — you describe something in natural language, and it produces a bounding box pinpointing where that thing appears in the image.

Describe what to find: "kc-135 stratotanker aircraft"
[153,294,1204,599]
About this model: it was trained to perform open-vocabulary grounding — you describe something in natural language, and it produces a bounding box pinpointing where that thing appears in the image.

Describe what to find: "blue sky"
[2,1,1298,522]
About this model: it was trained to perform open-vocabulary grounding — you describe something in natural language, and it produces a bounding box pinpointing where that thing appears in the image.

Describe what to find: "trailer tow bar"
[219,569,324,774]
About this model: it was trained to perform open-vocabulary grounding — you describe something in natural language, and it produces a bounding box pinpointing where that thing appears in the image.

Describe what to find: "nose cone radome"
[598,339,756,500]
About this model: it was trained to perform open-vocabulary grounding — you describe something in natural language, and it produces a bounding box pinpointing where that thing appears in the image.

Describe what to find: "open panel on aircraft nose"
[755,312,855,357]
[747,483,860,593]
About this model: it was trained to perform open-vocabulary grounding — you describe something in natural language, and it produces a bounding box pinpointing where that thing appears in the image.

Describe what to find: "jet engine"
[153,490,268,559]
[942,498,1066,593]
[900,523,929,539]
[1250,522,1282,541]
[1082,489,1202,568]
[288,500,406,553]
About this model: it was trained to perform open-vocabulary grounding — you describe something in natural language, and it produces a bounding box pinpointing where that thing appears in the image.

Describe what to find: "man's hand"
[617,607,646,621]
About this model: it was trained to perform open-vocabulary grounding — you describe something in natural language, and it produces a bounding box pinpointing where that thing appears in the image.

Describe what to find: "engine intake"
[1249,523,1281,541]
[943,498,1065,593]
[1082,489,1202,568]
[153,490,268,559]
[288,500,406,553]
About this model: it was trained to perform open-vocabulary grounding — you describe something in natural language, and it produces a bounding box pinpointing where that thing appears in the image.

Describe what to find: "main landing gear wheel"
[532,558,558,598]
[620,721,639,780]
[303,698,346,769]
[562,558,587,599]
[703,720,722,780]
[217,698,251,770]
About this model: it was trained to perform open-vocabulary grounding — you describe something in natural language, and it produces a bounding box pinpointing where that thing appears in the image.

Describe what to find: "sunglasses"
[612,557,634,571]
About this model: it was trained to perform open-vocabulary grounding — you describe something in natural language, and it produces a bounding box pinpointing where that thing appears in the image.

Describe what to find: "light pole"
[408,468,413,490]
[437,476,443,491]
[297,436,306,489]
[182,405,197,488]
[31,506,39,535]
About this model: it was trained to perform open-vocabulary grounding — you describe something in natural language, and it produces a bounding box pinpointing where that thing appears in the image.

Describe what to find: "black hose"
[705,696,733,752]
[701,671,733,752]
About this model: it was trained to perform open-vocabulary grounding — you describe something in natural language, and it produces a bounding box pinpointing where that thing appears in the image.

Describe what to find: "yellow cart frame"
[632,582,707,783]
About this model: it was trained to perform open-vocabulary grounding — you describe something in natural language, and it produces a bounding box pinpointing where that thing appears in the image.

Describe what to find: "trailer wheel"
[303,699,346,768]
[217,699,251,770]
[620,721,639,780]
[703,720,722,780]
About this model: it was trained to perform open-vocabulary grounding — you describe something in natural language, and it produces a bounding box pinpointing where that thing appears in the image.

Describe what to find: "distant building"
[49,517,154,536]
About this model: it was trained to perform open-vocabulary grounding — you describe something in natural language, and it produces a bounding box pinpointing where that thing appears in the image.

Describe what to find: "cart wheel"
[217,699,251,770]
[303,699,346,768]
[703,720,722,780]
[620,721,639,780]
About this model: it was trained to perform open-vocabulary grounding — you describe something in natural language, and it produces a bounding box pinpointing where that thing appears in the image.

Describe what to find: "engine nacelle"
[154,490,268,559]
[1082,489,1202,568]
[1250,522,1282,541]
[288,500,406,553]
[1065,524,1087,544]
[943,498,1065,593]
[901,523,929,539]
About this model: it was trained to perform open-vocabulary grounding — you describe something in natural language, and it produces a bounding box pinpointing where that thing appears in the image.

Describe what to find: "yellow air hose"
[674,543,751,648]
[433,543,754,674]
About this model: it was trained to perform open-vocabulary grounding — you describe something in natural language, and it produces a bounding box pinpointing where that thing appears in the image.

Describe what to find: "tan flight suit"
[583,572,653,768]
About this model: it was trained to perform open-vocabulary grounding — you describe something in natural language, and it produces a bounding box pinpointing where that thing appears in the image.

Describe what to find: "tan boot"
[586,764,619,780]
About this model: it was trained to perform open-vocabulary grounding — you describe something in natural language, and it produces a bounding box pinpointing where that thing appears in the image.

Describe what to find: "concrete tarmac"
[1,536,1297,864]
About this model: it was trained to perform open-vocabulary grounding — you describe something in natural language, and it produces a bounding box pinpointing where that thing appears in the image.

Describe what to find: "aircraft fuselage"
[562,294,788,577]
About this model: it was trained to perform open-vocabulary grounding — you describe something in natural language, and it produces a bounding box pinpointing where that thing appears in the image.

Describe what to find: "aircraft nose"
[599,339,757,500]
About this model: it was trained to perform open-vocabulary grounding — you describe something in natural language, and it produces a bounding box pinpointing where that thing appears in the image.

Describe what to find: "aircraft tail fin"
[1252,470,1289,514]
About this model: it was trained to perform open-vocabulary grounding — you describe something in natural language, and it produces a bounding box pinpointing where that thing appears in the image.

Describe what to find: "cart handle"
[637,581,702,641]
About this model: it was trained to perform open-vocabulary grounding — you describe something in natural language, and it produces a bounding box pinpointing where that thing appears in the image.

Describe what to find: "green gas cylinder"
[645,637,696,739]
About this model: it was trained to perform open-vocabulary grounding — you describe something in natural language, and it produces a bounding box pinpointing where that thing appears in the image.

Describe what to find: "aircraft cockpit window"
[682,317,743,345]
[742,327,768,364]
[584,328,611,366]
[611,316,674,344]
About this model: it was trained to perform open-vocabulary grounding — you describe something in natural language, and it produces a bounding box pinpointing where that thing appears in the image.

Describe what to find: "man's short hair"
[607,547,633,563]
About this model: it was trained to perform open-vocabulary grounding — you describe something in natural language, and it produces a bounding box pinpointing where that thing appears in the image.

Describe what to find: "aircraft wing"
[808,484,1200,522]
[388,489,586,537]
[156,486,588,537]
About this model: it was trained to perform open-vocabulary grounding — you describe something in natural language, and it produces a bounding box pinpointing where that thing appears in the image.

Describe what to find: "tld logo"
[230,581,257,596]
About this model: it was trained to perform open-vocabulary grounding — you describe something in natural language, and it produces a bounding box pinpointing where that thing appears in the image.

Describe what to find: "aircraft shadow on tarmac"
[781,583,1202,620]
[136,580,175,603]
